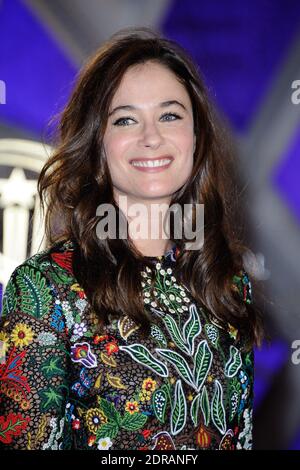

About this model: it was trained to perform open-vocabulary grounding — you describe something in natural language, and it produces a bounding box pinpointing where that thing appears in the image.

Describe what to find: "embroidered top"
[0,239,254,450]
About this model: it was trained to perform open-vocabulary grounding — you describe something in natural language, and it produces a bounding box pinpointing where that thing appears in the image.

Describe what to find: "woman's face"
[103,60,196,205]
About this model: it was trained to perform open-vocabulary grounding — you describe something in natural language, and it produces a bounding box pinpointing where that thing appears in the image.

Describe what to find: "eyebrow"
[108,100,187,117]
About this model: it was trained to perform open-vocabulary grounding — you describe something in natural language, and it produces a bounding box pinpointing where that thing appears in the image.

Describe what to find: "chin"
[138,188,174,198]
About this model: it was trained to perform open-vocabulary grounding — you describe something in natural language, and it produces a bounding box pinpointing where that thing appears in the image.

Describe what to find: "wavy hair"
[38,27,264,351]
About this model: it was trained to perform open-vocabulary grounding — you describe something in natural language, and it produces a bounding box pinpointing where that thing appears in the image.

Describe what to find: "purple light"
[0,0,77,137]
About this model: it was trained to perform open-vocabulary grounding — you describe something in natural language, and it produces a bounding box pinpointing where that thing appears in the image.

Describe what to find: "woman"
[0,27,264,450]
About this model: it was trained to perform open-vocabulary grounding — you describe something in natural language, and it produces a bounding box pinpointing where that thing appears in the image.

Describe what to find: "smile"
[131,158,172,167]
[130,157,173,172]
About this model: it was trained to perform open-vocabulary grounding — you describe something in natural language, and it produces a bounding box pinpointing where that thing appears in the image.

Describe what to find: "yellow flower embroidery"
[125,401,139,414]
[13,392,22,402]
[85,408,107,434]
[20,400,31,410]
[10,323,34,348]
[139,392,146,402]
[142,378,157,393]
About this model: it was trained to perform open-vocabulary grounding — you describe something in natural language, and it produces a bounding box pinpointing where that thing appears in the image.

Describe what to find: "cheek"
[170,122,194,147]
[103,133,130,167]
[174,131,194,176]
[175,131,194,159]
[178,157,193,182]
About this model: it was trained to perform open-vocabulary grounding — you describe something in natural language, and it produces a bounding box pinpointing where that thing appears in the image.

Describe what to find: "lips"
[129,155,174,163]
[129,156,174,172]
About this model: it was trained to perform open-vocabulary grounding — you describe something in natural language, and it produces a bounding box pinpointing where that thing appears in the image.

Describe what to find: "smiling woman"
[103,61,195,216]
[102,59,196,255]
[0,27,264,450]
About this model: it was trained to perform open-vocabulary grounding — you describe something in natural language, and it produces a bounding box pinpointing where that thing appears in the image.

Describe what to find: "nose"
[138,119,165,148]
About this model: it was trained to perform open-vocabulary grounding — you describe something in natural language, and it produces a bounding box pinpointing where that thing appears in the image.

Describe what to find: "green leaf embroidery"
[152,386,168,423]
[190,393,201,427]
[245,350,254,368]
[193,340,213,392]
[156,349,195,389]
[171,380,187,436]
[16,266,52,319]
[38,387,64,412]
[98,398,121,424]
[162,315,189,354]
[119,344,168,377]
[49,265,75,286]
[224,345,242,378]
[120,412,148,431]
[0,412,28,443]
[96,422,119,440]
[40,356,65,378]
[182,303,202,355]
[83,331,93,338]
[2,278,17,318]
[200,385,210,426]
[211,380,226,435]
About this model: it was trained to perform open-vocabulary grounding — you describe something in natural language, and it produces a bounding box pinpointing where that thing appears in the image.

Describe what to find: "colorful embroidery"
[0,412,29,444]
[0,239,254,449]
[71,342,97,368]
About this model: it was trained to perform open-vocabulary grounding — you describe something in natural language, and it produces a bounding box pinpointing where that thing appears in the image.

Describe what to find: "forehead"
[110,61,191,106]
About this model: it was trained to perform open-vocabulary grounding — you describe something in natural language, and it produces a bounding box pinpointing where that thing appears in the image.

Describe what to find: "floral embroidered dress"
[0,239,254,450]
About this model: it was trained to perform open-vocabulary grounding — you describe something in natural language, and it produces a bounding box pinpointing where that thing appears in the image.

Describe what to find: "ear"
[193,134,196,153]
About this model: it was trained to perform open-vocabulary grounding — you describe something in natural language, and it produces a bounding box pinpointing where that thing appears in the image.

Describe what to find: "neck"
[115,191,173,257]
[132,239,175,257]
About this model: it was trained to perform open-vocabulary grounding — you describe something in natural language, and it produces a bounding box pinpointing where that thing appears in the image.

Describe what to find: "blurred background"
[0,0,299,450]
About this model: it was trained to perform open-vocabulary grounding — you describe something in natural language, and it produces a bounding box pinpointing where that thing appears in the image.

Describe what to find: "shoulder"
[4,238,76,284]
[1,239,79,335]
[20,238,76,278]
[0,239,77,449]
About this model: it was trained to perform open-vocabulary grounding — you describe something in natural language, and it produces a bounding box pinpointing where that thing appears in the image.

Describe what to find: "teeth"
[131,159,172,168]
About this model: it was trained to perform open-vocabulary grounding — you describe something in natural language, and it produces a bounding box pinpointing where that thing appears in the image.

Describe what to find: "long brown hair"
[38,26,264,351]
